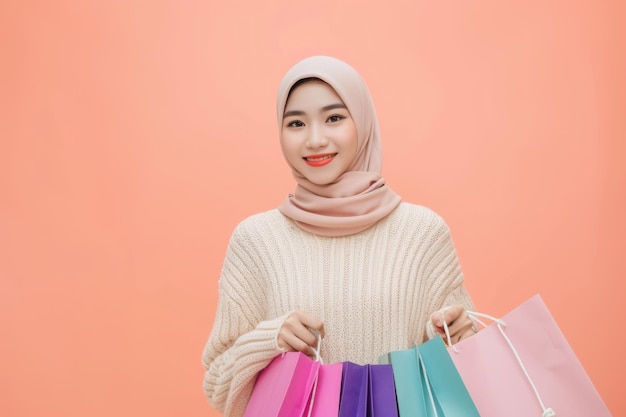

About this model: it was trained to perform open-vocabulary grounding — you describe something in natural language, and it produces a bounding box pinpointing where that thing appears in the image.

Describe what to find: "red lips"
[303,153,337,167]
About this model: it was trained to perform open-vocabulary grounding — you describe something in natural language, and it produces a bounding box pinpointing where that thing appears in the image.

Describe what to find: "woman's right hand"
[277,310,325,356]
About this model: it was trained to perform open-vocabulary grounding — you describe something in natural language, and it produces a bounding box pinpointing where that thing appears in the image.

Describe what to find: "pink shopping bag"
[309,362,343,417]
[243,351,320,417]
[444,295,611,417]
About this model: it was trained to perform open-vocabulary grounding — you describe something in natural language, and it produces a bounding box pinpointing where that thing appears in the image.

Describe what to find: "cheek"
[340,124,359,154]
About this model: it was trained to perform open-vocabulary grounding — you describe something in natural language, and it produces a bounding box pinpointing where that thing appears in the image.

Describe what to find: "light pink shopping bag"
[446,295,611,417]
[243,351,320,417]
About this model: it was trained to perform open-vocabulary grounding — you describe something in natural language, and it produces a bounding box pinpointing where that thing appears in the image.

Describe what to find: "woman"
[202,56,476,417]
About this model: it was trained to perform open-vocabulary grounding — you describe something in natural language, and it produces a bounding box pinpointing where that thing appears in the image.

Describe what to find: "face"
[281,80,358,185]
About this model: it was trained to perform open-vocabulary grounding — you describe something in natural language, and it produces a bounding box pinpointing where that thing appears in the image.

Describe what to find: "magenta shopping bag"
[242,351,320,417]
[309,362,343,417]
[444,295,612,417]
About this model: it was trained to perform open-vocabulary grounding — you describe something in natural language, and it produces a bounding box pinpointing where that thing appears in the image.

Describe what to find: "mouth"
[303,153,337,167]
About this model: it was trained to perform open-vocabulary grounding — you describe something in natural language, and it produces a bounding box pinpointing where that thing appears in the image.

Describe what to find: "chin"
[307,175,341,186]
[298,164,344,185]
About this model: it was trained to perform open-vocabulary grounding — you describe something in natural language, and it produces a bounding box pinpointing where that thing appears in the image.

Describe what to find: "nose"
[305,124,328,149]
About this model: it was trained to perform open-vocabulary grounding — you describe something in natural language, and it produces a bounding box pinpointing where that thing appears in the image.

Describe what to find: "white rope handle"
[440,308,556,417]
[310,330,323,363]
[306,332,323,417]
[439,307,489,353]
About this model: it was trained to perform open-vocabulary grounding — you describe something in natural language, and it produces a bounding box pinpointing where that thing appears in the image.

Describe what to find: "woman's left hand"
[431,305,477,344]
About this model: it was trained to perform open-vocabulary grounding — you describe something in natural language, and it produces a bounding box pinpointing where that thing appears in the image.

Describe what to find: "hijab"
[277,56,401,237]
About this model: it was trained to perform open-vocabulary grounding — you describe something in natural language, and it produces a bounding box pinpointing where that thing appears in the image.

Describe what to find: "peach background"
[1,1,624,416]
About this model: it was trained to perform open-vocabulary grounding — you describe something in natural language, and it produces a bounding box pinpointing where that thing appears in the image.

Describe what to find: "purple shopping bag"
[338,362,399,417]
[445,295,612,417]
[243,351,320,417]
[309,362,343,417]
[339,362,368,417]
[368,364,399,417]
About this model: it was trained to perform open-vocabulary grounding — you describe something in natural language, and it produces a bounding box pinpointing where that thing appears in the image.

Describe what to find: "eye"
[327,114,345,123]
[286,120,304,128]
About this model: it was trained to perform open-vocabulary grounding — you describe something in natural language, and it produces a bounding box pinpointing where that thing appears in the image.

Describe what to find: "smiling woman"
[280,79,358,185]
[201,56,478,417]
[1,2,622,417]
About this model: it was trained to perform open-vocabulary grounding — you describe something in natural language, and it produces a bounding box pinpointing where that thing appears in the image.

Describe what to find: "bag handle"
[439,309,556,417]
[305,332,323,417]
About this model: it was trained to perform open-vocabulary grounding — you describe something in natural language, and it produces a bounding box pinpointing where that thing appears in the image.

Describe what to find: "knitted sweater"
[202,202,474,416]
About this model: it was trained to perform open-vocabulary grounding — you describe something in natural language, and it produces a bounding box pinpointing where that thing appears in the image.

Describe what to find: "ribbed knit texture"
[202,202,474,417]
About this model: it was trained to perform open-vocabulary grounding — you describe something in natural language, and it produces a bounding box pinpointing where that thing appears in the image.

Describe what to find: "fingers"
[431,305,476,343]
[295,310,325,339]
[277,310,325,355]
[431,305,464,329]
[458,327,477,342]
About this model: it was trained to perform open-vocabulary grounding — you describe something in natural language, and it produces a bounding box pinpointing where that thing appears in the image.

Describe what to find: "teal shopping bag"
[383,337,479,417]
[385,349,428,417]
[417,337,480,417]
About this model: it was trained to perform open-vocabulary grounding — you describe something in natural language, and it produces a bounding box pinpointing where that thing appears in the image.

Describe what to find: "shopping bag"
[443,294,612,417]
[383,338,479,417]
[309,362,343,417]
[368,364,399,417]
[417,337,481,417]
[339,362,399,417]
[242,351,320,417]
[383,349,427,417]
[338,362,368,417]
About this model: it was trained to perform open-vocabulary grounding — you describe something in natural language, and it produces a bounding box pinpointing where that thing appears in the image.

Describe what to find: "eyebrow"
[283,103,347,118]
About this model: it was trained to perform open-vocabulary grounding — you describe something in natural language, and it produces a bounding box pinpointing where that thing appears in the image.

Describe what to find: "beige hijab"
[277,56,401,237]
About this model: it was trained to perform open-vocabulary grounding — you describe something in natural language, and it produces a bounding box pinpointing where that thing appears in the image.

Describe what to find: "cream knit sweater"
[202,202,474,416]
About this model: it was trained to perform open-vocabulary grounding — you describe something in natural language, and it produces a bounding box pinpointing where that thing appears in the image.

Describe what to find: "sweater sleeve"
[419,213,475,341]
[201,223,287,417]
